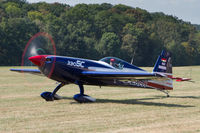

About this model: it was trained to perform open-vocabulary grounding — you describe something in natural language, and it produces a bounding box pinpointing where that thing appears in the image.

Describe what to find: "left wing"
[10,68,42,76]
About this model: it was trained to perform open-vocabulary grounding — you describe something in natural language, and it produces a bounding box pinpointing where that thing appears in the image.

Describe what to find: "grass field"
[0,66,200,133]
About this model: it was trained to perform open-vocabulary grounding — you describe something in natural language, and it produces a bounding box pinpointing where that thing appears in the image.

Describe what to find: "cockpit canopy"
[100,57,124,69]
[100,57,145,71]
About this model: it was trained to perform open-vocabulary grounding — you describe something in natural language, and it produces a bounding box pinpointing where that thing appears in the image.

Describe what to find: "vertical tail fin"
[153,50,172,74]
[148,50,173,91]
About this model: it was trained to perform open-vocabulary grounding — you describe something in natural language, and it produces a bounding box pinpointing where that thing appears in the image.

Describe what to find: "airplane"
[10,50,191,103]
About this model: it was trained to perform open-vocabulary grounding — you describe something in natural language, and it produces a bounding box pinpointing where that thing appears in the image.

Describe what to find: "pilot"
[110,58,115,66]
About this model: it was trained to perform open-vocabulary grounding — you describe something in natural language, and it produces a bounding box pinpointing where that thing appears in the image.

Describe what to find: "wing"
[10,68,42,76]
[81,71,164,80]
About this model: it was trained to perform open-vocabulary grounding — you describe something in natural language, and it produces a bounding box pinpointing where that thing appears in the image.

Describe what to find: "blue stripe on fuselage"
[43,56,114,83]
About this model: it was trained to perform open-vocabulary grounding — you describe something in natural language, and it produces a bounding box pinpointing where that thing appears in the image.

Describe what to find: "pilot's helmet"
[110,58,115,62]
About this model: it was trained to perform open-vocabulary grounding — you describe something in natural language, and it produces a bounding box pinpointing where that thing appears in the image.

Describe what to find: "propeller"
[21,32,56,78]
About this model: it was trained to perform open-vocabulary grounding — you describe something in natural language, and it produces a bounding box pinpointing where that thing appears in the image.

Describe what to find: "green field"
[0,66,200,133]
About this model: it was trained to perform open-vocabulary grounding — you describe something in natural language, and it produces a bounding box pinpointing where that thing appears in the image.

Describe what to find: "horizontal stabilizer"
[171,77,192,82]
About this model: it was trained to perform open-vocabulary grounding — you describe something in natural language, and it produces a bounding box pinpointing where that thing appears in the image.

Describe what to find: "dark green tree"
[0,18,39,65]
[97,32,120,57]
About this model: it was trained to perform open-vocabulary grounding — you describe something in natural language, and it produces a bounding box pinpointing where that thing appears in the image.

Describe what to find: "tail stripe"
[147,81,173,90]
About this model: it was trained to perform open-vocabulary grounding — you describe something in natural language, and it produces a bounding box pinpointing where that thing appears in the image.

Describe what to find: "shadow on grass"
[95,98,194,108]
[61,96,73,100]
[170,96,200,99]
[58,95,195,107]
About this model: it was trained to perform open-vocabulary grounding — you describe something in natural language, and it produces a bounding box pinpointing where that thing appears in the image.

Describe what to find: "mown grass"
[0,66,200,133]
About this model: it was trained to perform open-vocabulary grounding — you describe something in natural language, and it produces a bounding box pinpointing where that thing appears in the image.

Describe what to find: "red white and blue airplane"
[10,50,191,103]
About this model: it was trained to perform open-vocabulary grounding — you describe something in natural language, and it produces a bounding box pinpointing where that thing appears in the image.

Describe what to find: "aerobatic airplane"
[10,50,191,103]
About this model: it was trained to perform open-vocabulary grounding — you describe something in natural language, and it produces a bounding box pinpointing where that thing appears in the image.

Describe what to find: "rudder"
[153,50,172,74]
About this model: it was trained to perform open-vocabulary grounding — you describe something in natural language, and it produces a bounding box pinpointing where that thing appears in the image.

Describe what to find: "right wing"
[81,71,165,80]
[10,68,42,76]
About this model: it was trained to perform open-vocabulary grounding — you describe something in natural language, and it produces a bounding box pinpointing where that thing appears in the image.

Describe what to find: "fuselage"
[29,55,173,90]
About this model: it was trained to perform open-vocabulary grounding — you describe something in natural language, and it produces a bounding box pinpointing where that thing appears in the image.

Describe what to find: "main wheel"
[41,92,54,101]
[73,94,96,103]
[40,91,62,101]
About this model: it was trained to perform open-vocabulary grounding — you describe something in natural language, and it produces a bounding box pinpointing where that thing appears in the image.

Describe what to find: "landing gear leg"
[158,89,170,97]
[79,83,84,95]
[73,82,96,103]
[41,83,65,101]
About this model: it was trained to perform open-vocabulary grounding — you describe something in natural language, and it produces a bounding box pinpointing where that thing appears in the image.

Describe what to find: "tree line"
[194,24,200,31]
[0,0,200,66]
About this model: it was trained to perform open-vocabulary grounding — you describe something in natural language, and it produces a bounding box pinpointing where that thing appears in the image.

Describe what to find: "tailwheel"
[73,82,96,103]
[157,89,170,97]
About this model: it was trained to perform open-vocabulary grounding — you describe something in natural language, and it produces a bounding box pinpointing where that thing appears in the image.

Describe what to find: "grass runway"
[0,66,200,133]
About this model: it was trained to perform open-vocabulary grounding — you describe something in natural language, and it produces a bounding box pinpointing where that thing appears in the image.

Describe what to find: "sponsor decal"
[161,62,166,66]
[67,60,85,68]
[158,65,166,70]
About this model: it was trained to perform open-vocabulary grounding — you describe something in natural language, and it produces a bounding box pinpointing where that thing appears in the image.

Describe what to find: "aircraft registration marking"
[119,80,147,88]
